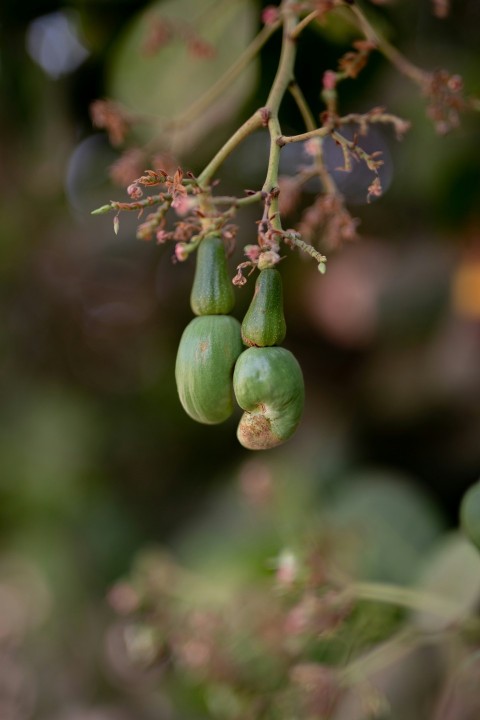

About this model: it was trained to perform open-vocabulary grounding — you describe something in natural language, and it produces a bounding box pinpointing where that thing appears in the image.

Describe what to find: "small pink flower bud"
[172,194,192,217]
[127,183,143,199]
[323,70,337,91]
[156,229,169,244]
[262,6,279,25]
[244,244,261,261]
[175,242,189,261]
[304,138,320,158]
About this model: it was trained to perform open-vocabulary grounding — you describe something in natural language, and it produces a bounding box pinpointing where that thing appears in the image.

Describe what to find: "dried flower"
[338,40,376,79]
[232,270,248,287]
[127,183,143,200]
[90,99,131,146]
[425,69,466,134]
[174,243,189,262]
[167,167,188,209]
[298,194,359,250]
[110,148,146,187]
[367,176,383,203]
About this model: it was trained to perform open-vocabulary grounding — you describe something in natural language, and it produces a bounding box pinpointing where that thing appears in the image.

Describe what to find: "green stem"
[197,0,300,201]
[170,20,281,131]
[348,581,462,619]
[197,111,265,187]
[278,127,330,145]
[290,9,320,39]
[264,4,297,112]
[211,191,264,207]
[286,233,326,264]
[287,82,339,196]
[261,1,299,229]
[288,81,317,131]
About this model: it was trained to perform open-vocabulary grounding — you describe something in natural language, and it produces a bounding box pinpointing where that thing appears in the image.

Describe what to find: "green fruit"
[241,268,286,347]
[233,346,304,450]
[175,315,243,424]
[460,481,480,551]
[190,234,235,316]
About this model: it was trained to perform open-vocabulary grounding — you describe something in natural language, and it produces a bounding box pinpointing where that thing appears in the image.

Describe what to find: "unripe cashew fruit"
[241,268,286,347]
[190,234,235,316]
[460,480,480,552]
[176,315,243,424]
[233,346,304,450]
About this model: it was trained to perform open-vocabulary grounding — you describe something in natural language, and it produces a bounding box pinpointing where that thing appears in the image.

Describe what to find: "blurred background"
[1,0,480,718]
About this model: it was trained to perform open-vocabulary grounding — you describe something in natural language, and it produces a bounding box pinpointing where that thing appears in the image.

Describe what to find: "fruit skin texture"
[233,346,304,450]
[460,481,480,551]
[241,268,286,347]
[190,235,235,316]
[176,315,244,424]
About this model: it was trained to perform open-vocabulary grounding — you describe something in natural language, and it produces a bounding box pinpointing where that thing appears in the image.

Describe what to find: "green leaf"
[108,0,258,159]
[329,471,444,584]
[413,533,480,631]
[460,480,480,551]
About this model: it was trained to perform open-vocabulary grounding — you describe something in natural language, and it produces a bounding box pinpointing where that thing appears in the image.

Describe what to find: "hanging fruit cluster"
[175,234,304,450]
[90,0,478,457]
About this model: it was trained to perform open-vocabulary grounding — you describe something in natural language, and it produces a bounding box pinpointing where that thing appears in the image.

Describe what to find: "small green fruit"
[190,235,235,316]
[233,346,304,450]
[241,268,286,347]
[460,480,480,551]
[176,315,243,424]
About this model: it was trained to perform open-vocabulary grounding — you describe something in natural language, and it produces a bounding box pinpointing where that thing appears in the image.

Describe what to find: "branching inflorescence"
[91,0,478,448]
[92,0,475,275]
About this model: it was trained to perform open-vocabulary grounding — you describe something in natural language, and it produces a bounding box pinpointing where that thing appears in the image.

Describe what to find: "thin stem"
[290,9,320,39]
[91,195,165,214]
[197,111,265,187]
[348,581,462,619]
[286,233,327,264]
[288,81,317,132]
[345,3,430,88]
[278,127,330,145]
[289,82,339,196]
[211,191,264,207]
[171,20,281,131]
[264,5,298,114]
[261,1,299,229]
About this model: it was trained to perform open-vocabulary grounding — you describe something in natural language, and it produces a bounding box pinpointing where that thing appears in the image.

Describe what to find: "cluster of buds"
[233,191,285,286]
[425,69,466,134]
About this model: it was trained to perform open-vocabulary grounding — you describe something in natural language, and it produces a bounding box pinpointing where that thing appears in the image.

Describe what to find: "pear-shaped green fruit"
[176,315,244,424]
[233,346,304,450]
[190,235,235,316]
[460,481,480,551]
[241,268,286,347]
